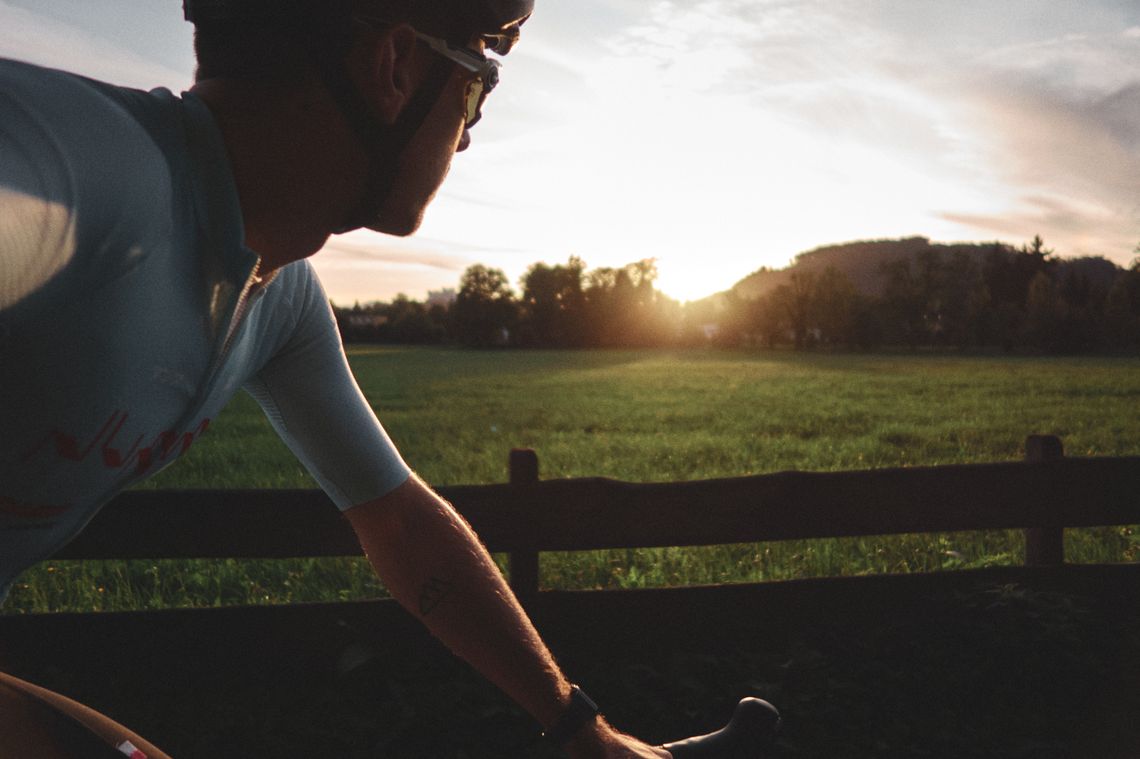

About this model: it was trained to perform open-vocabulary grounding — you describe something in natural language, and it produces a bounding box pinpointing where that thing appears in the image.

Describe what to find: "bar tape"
[117,740,148,759]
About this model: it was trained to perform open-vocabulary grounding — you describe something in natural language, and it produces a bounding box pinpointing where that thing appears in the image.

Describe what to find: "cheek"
[426,98,466,175]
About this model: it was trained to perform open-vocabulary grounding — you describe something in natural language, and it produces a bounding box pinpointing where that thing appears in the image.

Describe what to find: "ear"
[347,23,421,125]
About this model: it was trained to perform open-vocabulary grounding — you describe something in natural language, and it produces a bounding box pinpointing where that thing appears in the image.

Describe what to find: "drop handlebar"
[661,698,781,758]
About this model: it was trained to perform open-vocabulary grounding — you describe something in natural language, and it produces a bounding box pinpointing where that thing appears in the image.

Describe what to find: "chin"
[365,198,431,236]
[365,211,424,237]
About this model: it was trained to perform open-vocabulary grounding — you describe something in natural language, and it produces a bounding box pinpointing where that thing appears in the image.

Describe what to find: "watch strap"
[543,685,600,746]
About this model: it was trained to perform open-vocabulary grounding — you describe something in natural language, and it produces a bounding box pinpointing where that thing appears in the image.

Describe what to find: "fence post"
[509,448,541,604]
[1024,435,1065,567]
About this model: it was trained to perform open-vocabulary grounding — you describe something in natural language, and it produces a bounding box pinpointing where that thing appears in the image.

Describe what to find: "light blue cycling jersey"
[0,60,411,603]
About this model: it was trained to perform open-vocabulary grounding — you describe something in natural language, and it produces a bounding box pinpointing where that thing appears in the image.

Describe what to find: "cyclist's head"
[184,0,534,234]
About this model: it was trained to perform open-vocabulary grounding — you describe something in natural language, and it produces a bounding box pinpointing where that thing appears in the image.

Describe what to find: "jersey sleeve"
[244,265,411,510]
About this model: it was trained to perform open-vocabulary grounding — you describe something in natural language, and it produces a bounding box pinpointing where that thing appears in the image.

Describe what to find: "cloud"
[603,0,856,88]
[1095,82,1140,150]
[725,3,1140,262]
[436,189,518,212]
[318,237,472,273]
[933,69,1140,257]
[312,236,476,303]
[939,68,1140,246]
[971,32,1140,96]
[942,194,1117,241]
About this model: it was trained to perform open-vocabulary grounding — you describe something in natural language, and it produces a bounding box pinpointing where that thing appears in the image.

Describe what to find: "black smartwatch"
[543,685,601,746]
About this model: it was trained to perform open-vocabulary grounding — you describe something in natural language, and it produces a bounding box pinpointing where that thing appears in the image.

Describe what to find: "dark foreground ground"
[2,565,1138,759]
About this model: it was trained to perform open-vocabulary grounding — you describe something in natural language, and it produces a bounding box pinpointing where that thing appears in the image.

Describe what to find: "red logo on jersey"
[21,412,211,474]
[0,496,69,520]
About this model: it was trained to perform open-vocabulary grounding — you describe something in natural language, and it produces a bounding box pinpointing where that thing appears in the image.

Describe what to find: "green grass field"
[6,348,1139,613]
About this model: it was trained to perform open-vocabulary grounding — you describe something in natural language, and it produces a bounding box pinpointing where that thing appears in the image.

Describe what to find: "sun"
[654,264,734,304]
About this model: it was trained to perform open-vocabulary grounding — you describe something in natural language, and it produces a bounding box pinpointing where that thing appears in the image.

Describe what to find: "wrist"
[543,685,602,748]
[562,718,613,757]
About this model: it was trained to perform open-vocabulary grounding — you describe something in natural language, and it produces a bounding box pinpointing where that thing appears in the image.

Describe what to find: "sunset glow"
[4,0,1139,303]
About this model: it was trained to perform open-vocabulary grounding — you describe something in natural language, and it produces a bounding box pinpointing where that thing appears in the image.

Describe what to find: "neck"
[191,76,368,275]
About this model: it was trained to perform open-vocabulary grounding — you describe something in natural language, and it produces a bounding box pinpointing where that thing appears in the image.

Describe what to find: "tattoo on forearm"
[419,576,455,617]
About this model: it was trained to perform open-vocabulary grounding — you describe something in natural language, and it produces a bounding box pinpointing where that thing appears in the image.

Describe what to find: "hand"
[563,719,671,758]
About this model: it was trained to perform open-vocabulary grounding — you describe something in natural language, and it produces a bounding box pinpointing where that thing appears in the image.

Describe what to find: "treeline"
[719,237,1140,353]
[334,237,1140,353]
[336,293,453,344]
[336,257,691,348]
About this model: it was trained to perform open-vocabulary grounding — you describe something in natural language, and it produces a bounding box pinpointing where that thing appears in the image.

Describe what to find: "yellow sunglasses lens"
[465,78,486,126]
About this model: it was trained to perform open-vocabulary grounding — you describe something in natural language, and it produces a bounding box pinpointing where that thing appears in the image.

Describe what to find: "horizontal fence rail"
[58,456,1140,560]
[55,437,1140,596]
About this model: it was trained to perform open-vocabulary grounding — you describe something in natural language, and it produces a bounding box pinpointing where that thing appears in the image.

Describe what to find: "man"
[0,0,678,755]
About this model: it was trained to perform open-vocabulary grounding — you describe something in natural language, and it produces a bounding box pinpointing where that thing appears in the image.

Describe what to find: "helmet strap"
[317,53,456,234]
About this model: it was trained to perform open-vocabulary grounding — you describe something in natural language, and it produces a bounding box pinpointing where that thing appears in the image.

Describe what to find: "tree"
[582,259,677,347]
[1105,266,1140,350]
[984,237,1055,309]
[712,288,750,347]
[971,239,1057,351]
[878,258,926,348]
[1024,271,1065,351]
[518,257,586,347]
[1026,234,1053,259]
[750,291,787,348]
[386,294,444,344]
[452,264,517,347]
[812,266,858,347]
[582,265,625,346]
[771,271,817,349]
[939,251,985,349]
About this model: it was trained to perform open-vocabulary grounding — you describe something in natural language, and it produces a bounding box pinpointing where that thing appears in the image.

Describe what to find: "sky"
[3,0,1139,304]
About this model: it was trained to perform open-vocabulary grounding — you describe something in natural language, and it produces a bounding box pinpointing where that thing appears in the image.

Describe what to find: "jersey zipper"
[209,258,262,378]
[91,259,264,506]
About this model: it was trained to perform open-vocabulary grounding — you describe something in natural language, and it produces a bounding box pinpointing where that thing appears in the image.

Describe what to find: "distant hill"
[723,236,1123,301]
[731,237,984,299]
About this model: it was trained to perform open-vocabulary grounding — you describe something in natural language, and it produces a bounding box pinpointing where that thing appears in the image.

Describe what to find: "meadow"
[6,348,1139,613]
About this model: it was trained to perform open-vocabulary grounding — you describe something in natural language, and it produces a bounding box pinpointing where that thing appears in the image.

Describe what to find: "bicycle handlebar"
[661,698,781,758]
[335,641,780,757]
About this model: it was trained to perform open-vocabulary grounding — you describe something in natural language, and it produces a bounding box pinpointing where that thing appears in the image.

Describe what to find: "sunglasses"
[414,32,501,128]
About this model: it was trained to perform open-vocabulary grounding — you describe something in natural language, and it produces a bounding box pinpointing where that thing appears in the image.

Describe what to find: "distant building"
[347,313,388,329]
[427,288,457,309]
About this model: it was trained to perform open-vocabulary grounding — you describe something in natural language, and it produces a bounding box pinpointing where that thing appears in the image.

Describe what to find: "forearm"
[345,474,572,729]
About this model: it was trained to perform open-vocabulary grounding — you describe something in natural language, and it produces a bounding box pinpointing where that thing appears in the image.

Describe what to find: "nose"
[457,129,471,152]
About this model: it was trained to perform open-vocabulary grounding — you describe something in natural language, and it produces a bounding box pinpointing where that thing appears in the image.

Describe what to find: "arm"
[344,473,669,758]
[245,271,664,754]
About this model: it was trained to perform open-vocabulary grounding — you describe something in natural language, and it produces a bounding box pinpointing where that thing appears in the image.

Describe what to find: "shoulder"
[269,259,333,314]
[0,60,180,209]
[245,260,334,342]
[271,260,338,337]
[0,59,173,160]
[0,60,180,318]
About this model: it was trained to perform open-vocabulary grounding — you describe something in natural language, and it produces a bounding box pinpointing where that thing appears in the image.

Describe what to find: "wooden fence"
[9,432,1140,758]
[52,434,1140,603]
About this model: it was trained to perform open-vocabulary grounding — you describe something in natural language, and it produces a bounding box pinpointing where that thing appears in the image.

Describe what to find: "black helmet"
[183,0,534,55]
[456,0,535,54]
